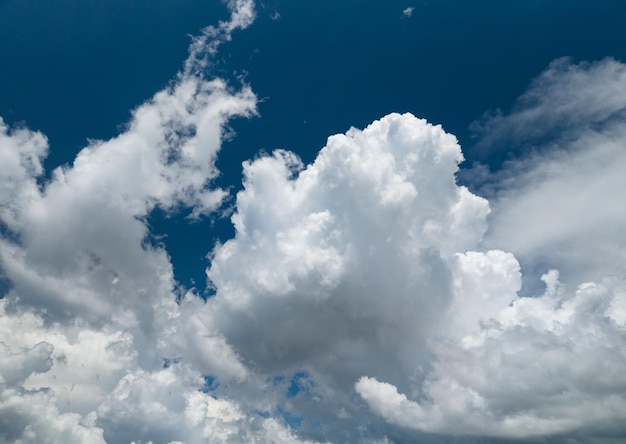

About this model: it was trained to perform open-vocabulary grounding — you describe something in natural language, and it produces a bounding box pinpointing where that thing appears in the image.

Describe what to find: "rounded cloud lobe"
[207,113,490,380]
[1,8,626,444]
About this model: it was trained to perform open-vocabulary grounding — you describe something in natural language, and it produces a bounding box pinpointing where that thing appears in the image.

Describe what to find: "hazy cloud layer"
[1,4,625,443]
[471,57,626,156]
[471,58,626,292]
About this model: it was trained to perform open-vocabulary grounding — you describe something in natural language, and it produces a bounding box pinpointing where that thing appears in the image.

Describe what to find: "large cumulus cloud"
[202,113,502,439]
[202,63,626,440]
[206,113,494,383]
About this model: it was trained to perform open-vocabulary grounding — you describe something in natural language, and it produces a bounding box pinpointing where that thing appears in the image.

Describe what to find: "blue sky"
[4,0,626,166]
[1,1,626,443]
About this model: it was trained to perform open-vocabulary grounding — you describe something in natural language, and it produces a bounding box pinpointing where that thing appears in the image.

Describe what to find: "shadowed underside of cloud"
[1,4,626,443]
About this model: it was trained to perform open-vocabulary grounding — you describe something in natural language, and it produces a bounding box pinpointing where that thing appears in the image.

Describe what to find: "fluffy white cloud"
[0,300,136,415]
[357,271,626,439]
[206,114,489,382]
[0,1,281,443]
[0,69,257,444]
[0,119,47,230]
[353,59,626,440]
[0,297,317,443]
[96,363,320,444]
[202,113,531,441]
[0,323,107,444]
[0,74,256,324]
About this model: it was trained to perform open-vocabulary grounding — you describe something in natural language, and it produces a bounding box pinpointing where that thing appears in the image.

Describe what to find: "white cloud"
[206,113,487,380]
[354,59,626,440]
[471,57,626,156]
[0,118,47,231]
[472,58,626,292]
[484,126,626,292]
[0,77,257,349]
[0,1,279,442]
[0,3,257,328]
[203,113,511,440]
[357,271,626,438]
[0,328,107,444]
[0,301,318,443]
[96,364,321,444]
[184,0,256,75]
[402,7,415,18]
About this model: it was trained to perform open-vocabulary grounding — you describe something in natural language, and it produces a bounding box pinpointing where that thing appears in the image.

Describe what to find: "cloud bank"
[1,4,625,443]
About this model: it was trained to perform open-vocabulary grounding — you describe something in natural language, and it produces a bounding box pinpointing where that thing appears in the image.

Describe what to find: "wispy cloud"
[184,0,256,75]
[470,57,626,158]
[473,58,626,292]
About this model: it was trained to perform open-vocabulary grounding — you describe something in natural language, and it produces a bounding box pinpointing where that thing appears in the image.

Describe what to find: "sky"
[1,0,626,443]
